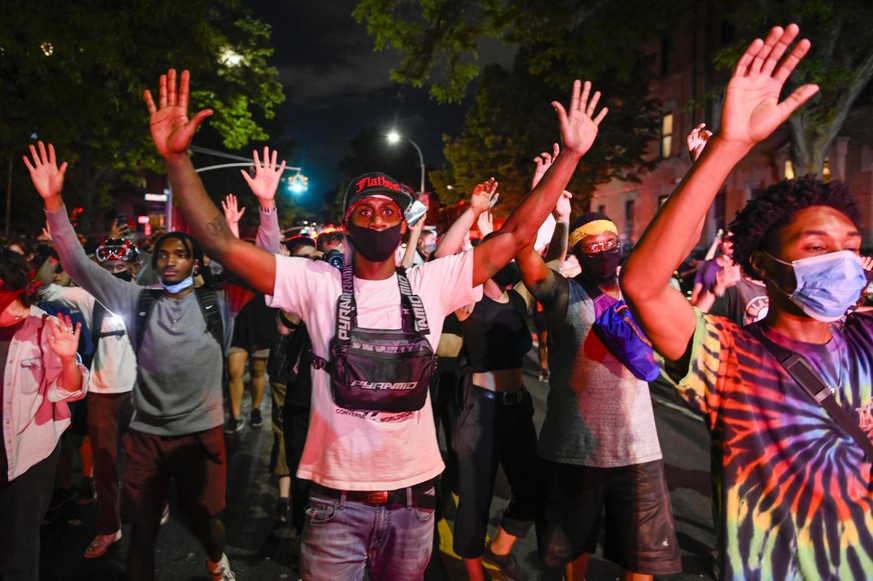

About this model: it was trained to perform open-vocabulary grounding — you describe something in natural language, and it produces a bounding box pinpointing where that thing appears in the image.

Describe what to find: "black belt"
[474,385,526,405]
[311,479,436,509]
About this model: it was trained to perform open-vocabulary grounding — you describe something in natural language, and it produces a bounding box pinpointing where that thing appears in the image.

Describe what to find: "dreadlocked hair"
[729,175,861,280]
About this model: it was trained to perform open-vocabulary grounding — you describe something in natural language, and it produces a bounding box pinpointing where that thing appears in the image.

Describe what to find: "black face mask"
[346,223,403,263]
[492,262,520,288]
[575,246,621,284]
[112,270,133,282]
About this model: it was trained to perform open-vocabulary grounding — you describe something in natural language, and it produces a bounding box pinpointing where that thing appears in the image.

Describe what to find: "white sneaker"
[84,530,122,559]
[207,553,236,581]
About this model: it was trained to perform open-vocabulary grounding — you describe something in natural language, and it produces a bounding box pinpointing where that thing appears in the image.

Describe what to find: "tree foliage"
[353,0,689,210]
[353,0,692,104]
[432,61,661,215]
[1,0,284,232]
[715,1,873,175]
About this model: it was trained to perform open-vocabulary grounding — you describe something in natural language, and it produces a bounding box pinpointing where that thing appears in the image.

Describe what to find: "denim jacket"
[2,306,89,480]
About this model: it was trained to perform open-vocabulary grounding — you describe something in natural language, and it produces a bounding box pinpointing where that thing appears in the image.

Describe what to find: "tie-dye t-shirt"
[669,310,873,580]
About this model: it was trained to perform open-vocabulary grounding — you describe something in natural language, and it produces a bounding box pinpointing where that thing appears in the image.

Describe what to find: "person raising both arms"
[143,67,606,579]
[620,24,873,580]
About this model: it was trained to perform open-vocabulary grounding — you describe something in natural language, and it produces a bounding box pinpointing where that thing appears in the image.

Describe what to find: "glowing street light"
[287,173,309,195]
[386,131,425,194]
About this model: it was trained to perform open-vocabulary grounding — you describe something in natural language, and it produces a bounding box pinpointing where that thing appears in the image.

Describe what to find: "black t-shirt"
[460,290,532,373]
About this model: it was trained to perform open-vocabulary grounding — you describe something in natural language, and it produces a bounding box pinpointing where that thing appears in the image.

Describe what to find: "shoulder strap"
[90,302,125,353]
[749,324,873,462]
[194,287,225,352]
[396,267,429,335]
[334,264,356,347]
[134,289,162,354]
[91,302,107,354]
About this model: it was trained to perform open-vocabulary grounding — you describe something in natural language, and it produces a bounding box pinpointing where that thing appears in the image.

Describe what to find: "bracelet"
[279,312,300,330]
[259,205,277,214]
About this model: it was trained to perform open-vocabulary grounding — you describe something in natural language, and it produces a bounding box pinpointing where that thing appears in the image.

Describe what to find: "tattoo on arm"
[205,215,230,238]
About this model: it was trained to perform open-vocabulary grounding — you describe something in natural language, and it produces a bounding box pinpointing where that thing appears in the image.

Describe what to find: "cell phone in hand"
[405,200,427,226]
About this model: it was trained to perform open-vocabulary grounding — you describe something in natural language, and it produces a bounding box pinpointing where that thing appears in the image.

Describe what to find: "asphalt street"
[38,351,716,581]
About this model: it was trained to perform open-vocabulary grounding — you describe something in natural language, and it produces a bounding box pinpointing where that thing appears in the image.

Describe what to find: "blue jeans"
[300,485,436,580]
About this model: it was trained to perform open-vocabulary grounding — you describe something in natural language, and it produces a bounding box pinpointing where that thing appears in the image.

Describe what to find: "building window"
[661,113,673,159]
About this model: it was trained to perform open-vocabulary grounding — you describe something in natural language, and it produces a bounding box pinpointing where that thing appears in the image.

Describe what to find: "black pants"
[0,443,61,581]
[283,402,311,535]
[433,356,466,497]
[452,385,538,558]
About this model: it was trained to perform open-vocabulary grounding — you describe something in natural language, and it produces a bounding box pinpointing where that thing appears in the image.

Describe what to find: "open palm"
[144,69,213,158]
[720,25,818,147]
[553,80,608,157]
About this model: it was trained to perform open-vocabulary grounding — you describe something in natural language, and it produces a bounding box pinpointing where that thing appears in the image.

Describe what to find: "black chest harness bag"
[314,264,435,413]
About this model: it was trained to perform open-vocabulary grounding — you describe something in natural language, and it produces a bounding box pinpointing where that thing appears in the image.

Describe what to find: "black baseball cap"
[343,172,414,219]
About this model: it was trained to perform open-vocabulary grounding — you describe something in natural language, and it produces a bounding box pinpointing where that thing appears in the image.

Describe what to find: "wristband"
[259,205,277,214]
[279,312,300,330]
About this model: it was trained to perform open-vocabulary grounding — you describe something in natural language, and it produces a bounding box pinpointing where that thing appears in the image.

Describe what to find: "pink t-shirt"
[267,250,480,490]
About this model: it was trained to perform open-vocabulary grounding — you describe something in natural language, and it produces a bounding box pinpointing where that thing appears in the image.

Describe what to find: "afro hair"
[729,175,861,280]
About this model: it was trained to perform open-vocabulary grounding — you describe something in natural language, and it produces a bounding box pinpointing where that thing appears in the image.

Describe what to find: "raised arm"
[433,180,497,258]
[25,142,140,317]
[620,24,818,360]
[473,80,607,286]
[221,194,245,238]
[401,213,427,268]
[241,147,285,254]
[527,145,573,265]
[144,69,275,295]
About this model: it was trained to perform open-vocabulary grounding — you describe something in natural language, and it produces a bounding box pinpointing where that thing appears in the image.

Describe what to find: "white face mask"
[161,275,194,294]
[766,250,867,322]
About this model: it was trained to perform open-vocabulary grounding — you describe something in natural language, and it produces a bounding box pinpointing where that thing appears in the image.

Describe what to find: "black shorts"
[535,457,681,575]
[121,426,226,523]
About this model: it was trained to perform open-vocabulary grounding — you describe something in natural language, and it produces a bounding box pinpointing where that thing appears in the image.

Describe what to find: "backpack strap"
[194,287,225,354]
[90,302,125,354]
[134,289,162,354]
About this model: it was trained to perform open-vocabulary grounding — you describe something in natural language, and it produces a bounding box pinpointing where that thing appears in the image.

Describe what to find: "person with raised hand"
[144,68,606,578]
[619,25,873,579]
[0,244,87,581]
[514,149,680,580]
[26,141,235,581]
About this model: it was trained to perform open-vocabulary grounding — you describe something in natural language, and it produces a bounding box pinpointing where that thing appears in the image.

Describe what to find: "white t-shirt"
[267,250,481,490]
[41,284,136,394]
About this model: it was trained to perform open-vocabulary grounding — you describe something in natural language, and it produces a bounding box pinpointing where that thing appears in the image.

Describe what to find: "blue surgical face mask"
[765,250,867,322]
[161,275,194,294]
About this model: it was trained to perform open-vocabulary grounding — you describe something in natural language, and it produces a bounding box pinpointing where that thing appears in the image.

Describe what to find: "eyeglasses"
[578,238,621,254]
[96,240,136,263]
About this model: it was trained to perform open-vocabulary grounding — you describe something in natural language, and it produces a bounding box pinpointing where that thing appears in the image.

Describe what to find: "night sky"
[244,0,462,209]
[243,0,512,212]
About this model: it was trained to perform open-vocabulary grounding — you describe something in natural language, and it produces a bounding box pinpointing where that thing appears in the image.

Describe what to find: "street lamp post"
[164,145,303,231]
[387,131,425,194]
